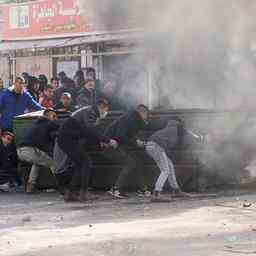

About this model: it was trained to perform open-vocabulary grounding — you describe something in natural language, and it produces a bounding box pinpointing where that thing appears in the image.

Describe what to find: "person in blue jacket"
[0,77,43,131]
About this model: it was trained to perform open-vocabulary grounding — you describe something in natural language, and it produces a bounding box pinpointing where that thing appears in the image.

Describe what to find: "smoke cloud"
[78,0,256,109]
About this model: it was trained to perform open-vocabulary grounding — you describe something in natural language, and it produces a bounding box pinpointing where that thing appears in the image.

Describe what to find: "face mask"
[100,111,108,119]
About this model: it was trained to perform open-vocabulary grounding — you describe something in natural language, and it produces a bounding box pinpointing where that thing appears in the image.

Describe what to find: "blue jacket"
[0,89,43,130]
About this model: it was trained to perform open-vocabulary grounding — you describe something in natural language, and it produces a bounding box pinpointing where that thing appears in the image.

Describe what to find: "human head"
[28,77,40,92]
[136,104,149,122]
[21,72,29,83]
[0,78,3,90]
[38,74,48,85]
[51,77,59,90]
[84,79,95,91]
[43,108,57,121]
[85,67,96,80]
[44,85,54,99]
[1,131,14,146]
[97,98,109,118]
[58,71,67,83]
[74,70,85,87]
[60,92,72,107]
[38,74,48,91]
[14,77,25,94]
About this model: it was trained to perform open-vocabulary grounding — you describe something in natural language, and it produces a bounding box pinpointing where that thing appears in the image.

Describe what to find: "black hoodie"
[105,110,147,146]
[18,117,59,154]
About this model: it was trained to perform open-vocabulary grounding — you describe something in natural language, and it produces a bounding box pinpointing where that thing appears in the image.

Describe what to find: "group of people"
[0,67,124,132]
[0,69,203,203]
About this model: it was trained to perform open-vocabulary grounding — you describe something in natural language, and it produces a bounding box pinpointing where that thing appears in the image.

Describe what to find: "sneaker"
[137,189,152,198]
[151,191,172,203]
[0,183,10,192]
[107,188,128,199]
[64,190,80,203]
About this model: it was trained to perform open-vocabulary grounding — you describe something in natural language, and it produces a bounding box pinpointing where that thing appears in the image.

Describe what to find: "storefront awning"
[0,38,70,51]
[0,30,144,52]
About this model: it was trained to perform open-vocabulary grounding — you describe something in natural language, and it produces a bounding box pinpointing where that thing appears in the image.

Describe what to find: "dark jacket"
[105,110,147,146]
[18,117,59,154]
[0,141,18,170]
[58,106,110,147]
[149,120,180,151]
[0,89,43,131]
[76,88,97,107]
[53,102,75,112]
[52,85,76,105]
[149,119,201,151]
[72,105,100,127]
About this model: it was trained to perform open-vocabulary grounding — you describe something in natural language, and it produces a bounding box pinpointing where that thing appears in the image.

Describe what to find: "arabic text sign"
[0,0,94,40]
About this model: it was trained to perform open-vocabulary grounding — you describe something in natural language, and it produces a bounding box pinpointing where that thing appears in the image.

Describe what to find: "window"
[10,5,29,29]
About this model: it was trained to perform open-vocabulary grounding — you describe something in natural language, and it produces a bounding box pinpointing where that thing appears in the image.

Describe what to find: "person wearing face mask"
[76,79,98,108]
[54,98,118,202]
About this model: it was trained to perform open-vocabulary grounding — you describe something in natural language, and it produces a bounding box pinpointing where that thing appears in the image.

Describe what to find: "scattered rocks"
[225,235,238,243]
[243,201,252,208]
[22,216,32,223]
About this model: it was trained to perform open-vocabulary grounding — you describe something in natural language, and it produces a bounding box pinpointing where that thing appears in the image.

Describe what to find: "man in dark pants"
[0,131,21,192]
[104,104,150,198]
[55,99,117,202]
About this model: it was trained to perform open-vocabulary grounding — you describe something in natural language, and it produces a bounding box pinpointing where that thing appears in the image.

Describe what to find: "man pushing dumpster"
[104,104,150,198]
[54,99,118,202]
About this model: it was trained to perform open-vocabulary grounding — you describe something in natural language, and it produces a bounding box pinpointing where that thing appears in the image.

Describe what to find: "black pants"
[104,147,146,191]
[0,168,22,186]
[58,138,91,192]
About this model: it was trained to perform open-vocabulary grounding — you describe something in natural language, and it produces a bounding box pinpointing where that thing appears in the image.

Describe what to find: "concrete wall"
[15,55,52,79]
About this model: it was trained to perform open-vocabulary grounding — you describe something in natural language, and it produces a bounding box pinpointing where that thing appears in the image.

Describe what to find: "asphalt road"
[1,190,256,256]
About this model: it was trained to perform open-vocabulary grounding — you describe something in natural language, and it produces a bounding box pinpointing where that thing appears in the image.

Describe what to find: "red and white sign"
[0,0,104,40]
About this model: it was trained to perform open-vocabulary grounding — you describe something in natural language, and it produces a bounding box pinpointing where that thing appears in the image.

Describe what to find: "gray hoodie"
[149,120,179,151]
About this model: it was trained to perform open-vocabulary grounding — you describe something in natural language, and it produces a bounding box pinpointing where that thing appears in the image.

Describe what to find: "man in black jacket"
[0,131,21,192]
[17,109,59,193]
[55,99,117,202]
[104,104,150,198]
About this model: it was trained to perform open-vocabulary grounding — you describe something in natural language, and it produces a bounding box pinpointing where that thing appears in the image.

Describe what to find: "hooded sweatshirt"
[149,120,180,151]
[18,117,59,154]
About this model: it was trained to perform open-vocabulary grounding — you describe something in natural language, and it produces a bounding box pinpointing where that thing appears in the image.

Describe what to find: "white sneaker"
[0,183,10,192]
[107,189,127,199]
[137,190,152,197]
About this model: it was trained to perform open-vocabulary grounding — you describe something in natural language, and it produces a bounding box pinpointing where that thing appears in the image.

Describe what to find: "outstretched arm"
[27,93,44,111]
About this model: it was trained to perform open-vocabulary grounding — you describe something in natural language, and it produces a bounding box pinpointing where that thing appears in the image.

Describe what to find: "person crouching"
[17,109,59,193]
[55,99,117,202]
[146,120,193,202]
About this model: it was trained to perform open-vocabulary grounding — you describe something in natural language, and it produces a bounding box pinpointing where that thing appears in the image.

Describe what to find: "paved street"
[1,190,256,256]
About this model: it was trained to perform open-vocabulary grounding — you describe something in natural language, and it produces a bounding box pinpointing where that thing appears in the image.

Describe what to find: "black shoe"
[151,191,172,203]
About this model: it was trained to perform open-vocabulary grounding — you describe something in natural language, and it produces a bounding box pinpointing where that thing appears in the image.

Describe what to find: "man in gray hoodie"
[146,120,202,202]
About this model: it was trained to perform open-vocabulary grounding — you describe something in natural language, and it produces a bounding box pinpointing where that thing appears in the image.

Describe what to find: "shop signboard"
[0,0,95,40]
